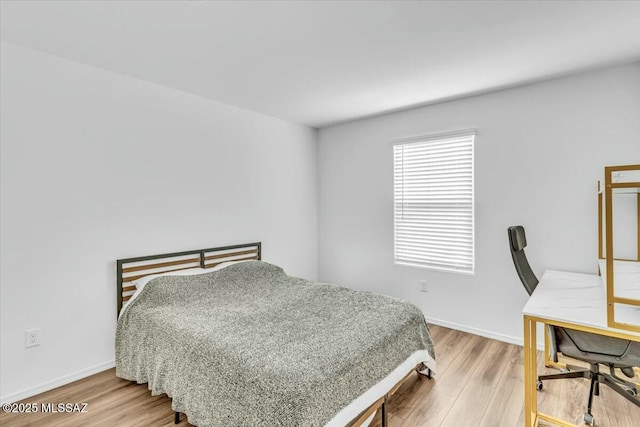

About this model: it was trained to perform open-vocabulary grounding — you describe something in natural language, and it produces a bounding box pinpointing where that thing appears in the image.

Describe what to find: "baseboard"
[0,359,115,404]
[424,316,545,351]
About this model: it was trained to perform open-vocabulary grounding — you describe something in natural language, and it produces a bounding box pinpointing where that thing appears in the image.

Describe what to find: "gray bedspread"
[116,261,435,427]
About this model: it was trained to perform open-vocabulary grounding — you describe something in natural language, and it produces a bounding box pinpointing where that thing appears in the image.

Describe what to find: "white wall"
[0,42,317,402]
[318,63,640,345]
[612,194,638,260]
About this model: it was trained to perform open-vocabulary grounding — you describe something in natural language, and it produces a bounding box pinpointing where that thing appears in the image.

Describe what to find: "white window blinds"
[393,129,475,274]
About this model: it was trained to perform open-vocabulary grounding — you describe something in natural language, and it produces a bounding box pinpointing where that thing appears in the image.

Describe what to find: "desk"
[522,267,640,427]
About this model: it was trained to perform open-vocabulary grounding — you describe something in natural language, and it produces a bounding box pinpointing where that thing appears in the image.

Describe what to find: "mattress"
[116,261,435,426]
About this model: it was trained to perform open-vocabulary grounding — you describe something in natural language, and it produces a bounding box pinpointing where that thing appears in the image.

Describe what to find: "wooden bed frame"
[115,242,431,426]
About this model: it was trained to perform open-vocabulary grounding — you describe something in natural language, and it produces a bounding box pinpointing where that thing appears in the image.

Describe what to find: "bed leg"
[416,364,432,379]
[381,400,388,427]
[174,411,180,424]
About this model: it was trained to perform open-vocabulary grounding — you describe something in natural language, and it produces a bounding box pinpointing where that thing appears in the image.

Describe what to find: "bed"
[115,243,436,426]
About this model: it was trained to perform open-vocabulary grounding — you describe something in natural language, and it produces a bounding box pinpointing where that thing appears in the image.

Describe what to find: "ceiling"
[1,1,639,128]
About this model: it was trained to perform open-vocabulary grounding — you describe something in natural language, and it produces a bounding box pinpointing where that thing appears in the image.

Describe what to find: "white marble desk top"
[523,268,640,338]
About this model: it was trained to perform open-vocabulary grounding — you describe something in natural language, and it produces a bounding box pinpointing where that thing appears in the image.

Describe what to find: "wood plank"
[380,327,464,423]
[203,249,258,261]
[426,323,446,340]
[399,333,490,426]
[478,345,525,427]
[440,340,512,426]
[122,257,201,273]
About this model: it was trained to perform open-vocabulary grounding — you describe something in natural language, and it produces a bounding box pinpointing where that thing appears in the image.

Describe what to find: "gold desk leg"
[544,325,566,370]
[544,325,550,366]
[524,316,538,427]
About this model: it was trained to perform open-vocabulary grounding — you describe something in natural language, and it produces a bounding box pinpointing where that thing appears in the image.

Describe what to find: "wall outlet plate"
[420,280,429,292]
[25,328,40,348]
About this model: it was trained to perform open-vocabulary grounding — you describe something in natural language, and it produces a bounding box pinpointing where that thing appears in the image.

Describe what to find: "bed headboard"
[116,242,261,315]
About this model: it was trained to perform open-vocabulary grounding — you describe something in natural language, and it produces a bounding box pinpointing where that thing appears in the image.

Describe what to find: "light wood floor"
[1,325,638,427]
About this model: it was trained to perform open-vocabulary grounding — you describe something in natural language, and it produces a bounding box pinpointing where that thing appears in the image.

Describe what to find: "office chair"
[508,225,640,425]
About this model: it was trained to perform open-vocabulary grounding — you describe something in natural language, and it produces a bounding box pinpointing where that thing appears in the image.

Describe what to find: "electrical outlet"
[420,280,429,293]
[25,328,40,348]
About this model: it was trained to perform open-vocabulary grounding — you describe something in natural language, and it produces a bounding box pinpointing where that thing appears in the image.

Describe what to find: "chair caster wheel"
[624,387,637,397]
[536,380,543,391]
[583,413,594,425]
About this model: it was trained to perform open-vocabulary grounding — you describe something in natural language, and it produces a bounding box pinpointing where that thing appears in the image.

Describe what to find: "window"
[393,129,475,274]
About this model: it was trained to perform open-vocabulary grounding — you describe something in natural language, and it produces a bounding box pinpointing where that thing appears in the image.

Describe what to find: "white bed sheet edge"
[326,350,436,427]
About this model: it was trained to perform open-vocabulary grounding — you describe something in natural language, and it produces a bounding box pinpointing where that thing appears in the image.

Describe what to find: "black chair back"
[508,225,539,295]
